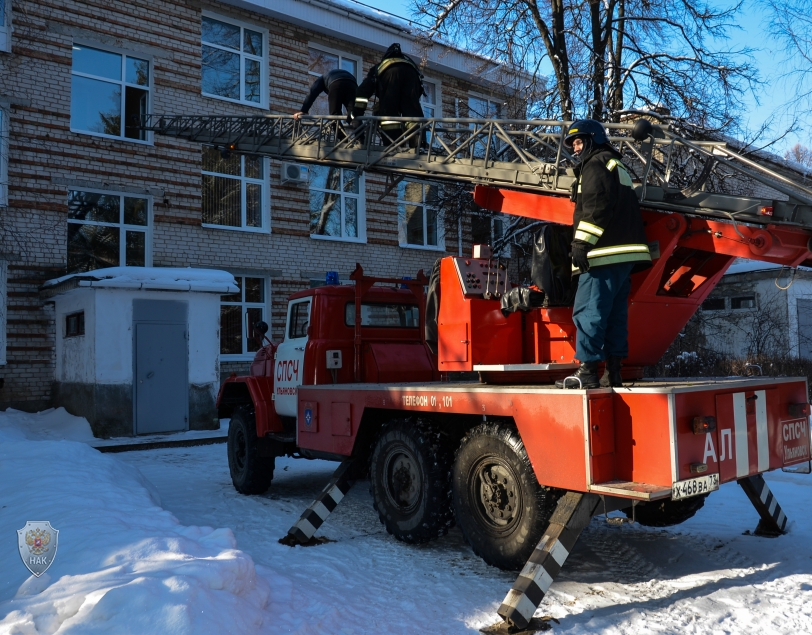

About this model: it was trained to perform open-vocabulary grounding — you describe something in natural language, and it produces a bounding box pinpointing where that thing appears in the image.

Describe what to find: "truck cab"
[216,267,437,491]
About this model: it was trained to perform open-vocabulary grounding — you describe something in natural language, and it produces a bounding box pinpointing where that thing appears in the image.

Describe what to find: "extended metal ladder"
[142,114,812,229]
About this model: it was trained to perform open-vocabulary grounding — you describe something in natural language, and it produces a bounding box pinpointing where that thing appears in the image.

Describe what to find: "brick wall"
[0,0,500,408]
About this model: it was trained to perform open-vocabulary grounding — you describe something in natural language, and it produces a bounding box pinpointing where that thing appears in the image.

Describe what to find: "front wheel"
[453,423,564,571]
[228,407,274,495]
[369,418,454,544]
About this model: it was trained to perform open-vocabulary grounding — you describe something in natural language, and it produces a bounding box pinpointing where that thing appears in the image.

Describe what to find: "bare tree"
[766,0,812,129]
[785,143,812,169]
[414,0,759,127]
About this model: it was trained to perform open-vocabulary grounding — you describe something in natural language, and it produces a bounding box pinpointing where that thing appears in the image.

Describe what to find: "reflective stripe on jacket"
[571,146,651,273]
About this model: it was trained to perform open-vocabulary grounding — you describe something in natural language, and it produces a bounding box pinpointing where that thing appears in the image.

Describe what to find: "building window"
[65,312,85,338]
[220,276,268,357]
[306,45,359,115]
[309,165,365,241]
[70,44,150,141]
[67,190,151,273]
[0,0,10,52]
[0,106,7,207]
[472,213,504,249]
[732,296,756,310]
[398,181,443,249]
[469,94,503,158]
[202,14,266,107]
[202,147,268,231]
[422,81,439,118]
[701,297,726,311]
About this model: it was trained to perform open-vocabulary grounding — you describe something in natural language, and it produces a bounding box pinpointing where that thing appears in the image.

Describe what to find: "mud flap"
[496,492,601,630]
[286,459,356,544]
[737,474,788,536]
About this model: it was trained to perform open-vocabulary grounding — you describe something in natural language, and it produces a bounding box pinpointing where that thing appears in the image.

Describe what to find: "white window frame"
[468,93,503,119]
[66,188,153,273]
[220,275,271,361]
[201,149,271,233]
[421,78,442,118]
[201,11,268,109]
[398,181,445,251]
[0,0,10,53]
[0,105,7,207]
[70,41,153,144]
[471,212,510,258]
[309,166,366,244]
[306,42,361,83]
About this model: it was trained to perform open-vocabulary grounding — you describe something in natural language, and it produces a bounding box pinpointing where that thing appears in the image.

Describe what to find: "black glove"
[571,241,592,273]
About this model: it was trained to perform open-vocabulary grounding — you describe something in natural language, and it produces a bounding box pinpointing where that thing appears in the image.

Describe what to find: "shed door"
[135,322,188,434]
[798,298,812,359]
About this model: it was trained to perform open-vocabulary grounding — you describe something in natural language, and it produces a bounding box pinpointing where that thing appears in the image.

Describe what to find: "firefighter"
[293,68,357,119]
[351,43,425,146]
[555,119,652,389]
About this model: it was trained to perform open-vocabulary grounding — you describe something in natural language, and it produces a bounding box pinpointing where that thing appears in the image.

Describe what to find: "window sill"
[202,223,270,234]
[310,233,366,244]
[221,354,260,362]
[399,242,446,252]
[70,128,153,145]
[202,93,268,110]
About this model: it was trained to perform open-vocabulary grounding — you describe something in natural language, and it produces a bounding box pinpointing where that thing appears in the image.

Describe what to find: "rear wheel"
[369,418,454,544]
[228,407,274,495]
[452,423,564,571]
[624,494,708,527]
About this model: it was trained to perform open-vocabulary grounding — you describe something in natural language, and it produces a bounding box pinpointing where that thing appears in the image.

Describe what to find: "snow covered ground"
[2,409,812,634]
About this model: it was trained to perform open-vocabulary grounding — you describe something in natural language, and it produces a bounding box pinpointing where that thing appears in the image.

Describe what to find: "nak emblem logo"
[17,521,59,577]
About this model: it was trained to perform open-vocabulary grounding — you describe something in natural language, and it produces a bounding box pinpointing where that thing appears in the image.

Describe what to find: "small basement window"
[701,297,726,311]
[731,296,756,309]
[65,312,85,337]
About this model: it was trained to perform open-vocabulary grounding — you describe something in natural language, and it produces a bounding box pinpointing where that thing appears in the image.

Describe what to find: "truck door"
[274,299,310,417]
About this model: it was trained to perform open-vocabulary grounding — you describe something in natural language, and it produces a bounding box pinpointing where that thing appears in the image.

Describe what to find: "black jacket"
[571,145,651,272]
[300,69,357,113]
[353,51,422,114]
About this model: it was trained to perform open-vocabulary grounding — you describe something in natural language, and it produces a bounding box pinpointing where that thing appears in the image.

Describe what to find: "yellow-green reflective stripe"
[577,221,604,236]
[381,122,402,129]
[589,244,650,257]
[606,159,633,187]
[587,252,652,268]
[574,230,599,244]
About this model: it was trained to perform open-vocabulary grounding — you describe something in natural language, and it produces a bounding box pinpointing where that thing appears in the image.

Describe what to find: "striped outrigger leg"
[497,492,600,629]
[737,474,788,535]
[287,459,356,544]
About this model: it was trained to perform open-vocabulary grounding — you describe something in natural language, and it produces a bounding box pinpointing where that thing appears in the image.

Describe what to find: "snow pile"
[0,408,96,443]
[41,267,239,294]
[0,429,271,634]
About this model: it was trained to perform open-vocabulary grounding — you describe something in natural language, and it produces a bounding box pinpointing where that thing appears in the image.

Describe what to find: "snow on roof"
[724,258,811,276]
[41,267,239,295]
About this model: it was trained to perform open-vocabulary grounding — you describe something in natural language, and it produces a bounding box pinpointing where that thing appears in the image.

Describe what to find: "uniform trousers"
[327,79,357,116]
[572,262,634,362]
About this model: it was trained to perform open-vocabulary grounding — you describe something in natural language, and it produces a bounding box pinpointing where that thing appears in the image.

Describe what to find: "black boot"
[600,356,623,387]
[556,362,600,389]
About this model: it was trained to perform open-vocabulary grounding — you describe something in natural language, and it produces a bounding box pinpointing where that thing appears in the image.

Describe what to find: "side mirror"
[254,321,269,335]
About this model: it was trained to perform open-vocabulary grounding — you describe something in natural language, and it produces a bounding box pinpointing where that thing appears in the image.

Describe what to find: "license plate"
[672,473,720,500]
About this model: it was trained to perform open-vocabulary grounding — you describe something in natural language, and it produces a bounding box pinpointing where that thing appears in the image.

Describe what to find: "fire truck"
[147,114,812,629]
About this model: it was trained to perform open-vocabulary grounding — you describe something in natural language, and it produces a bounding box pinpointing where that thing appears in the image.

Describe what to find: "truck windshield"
[345,302,419,328]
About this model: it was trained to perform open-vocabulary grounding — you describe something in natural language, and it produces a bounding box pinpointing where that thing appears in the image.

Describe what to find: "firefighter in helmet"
[352,43,425,146]
[556,119,652,389]
[293,68,357,120]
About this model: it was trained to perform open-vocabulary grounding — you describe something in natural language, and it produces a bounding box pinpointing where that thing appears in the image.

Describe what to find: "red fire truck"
[149,113,812,630]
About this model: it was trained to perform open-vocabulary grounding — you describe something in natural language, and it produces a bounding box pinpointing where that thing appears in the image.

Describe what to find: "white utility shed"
[41,267,238,438]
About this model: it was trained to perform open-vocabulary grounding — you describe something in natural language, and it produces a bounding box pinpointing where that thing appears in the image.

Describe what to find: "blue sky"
[352,0,804,155]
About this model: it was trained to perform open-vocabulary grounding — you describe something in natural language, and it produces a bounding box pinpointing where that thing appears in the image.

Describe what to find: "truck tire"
[623,494,708,527]
[453,423,564,571]
[369,418,454,544]
[228,407,274,495]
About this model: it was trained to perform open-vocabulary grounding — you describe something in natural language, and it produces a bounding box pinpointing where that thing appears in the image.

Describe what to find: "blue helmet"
[563,119,609,149]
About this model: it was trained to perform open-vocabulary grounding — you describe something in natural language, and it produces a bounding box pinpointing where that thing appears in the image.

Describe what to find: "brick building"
[0,0,511,411]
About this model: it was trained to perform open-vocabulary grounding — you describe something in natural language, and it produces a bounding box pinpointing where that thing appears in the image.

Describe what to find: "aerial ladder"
[143,113,812,379]
[144,114,812,630]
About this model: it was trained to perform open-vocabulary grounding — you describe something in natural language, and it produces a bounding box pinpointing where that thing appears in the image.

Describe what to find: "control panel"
[452,257,509,299]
